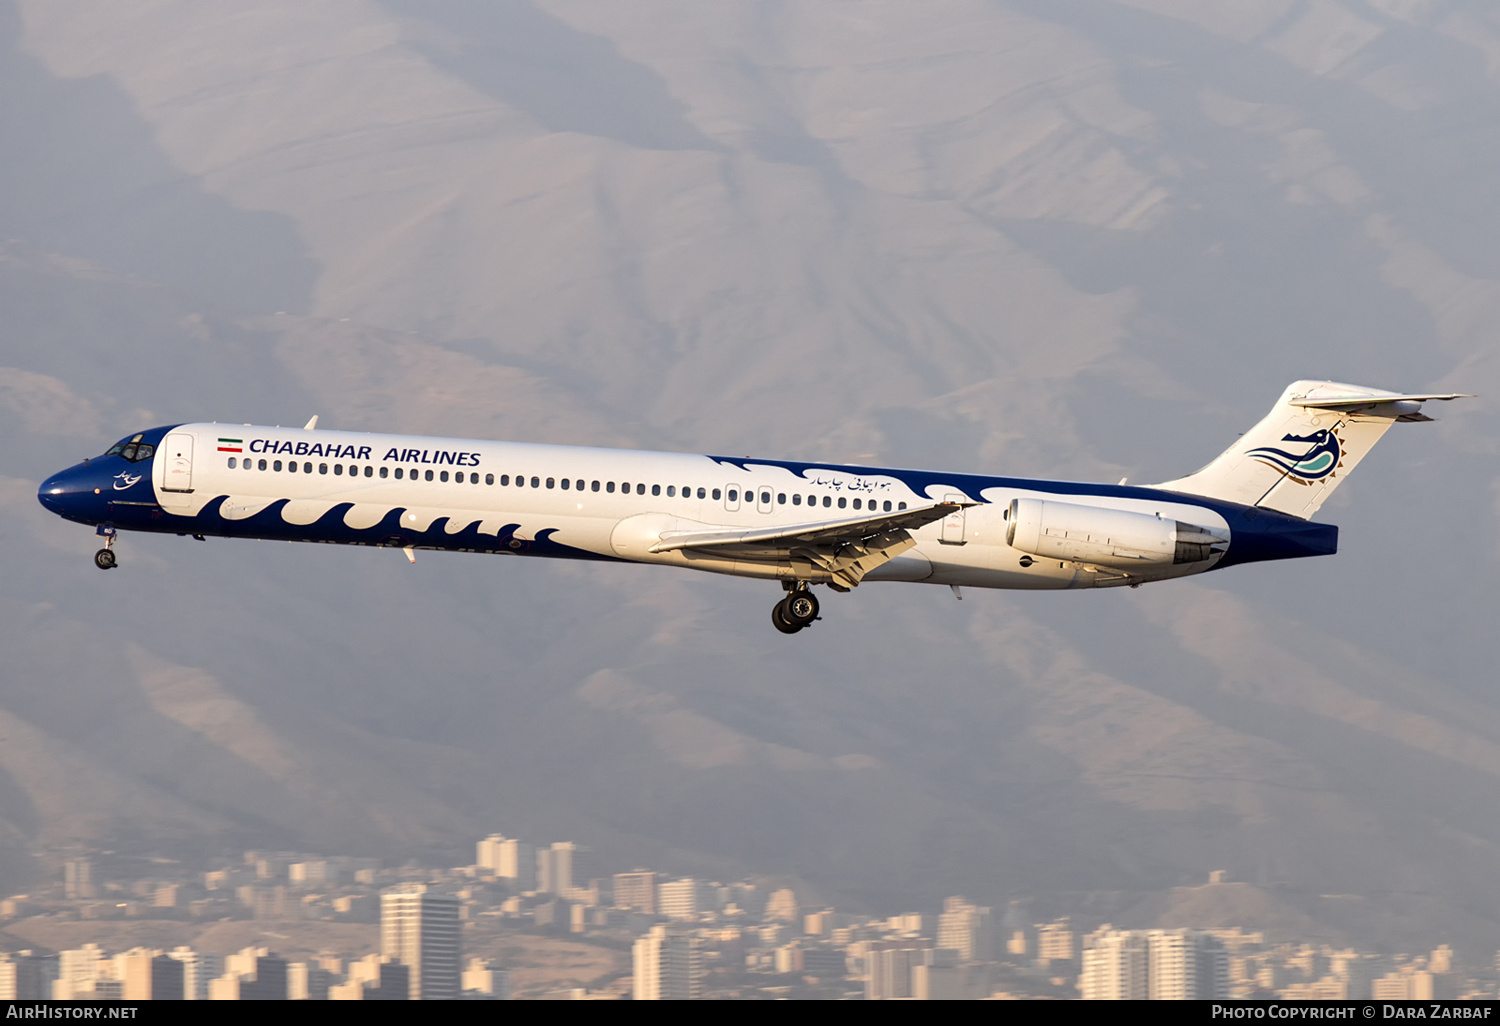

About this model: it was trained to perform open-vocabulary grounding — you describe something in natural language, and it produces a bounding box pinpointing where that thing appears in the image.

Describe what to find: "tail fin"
[1154,380,1470,519]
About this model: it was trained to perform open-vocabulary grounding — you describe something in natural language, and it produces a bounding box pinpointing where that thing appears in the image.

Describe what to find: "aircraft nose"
[37,473,71,513]
[37,463,104,520]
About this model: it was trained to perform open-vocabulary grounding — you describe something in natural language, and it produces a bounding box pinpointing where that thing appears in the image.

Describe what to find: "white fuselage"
[143,423,1229,591]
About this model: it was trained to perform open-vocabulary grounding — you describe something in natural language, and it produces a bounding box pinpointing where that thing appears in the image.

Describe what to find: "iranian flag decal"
[217,437,243,453]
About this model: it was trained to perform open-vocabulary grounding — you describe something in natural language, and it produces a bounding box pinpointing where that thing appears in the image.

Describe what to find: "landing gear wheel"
[784,590,819,626]
[772,598,803,634]
[94,548,117,570]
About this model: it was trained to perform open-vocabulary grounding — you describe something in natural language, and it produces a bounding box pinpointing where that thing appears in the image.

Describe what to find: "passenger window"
[592,481,600,492]
[531,477,539,488]
[606,481,615,493]
[777,493,786,504]
[852,498,861,510]
[334,464,343,475]
[440,471,449,482]
[273,460,283,472]
[395,468,404,479]
[837,497,847,508]
[637,484,645,495]
[728,489,737,502]
[304,462,312,474]
[228,457,237,469]
[381,467,389,479]
[259,459,268,471]
[698,487,706,499]
[576,480,584,491]
[485,473,493,485]
[367,467,375,478]
[472,473,480,484]
[761,491,770,504]
[561,479,569,490]
[822,496,830,507]
[899,502,907,510]
[546,478,554,489]
[792,494,801,505]
[652,484,661,496]
[666,485,675,497]
[883,500,891,511]
[712,488,721,500]
[319,463,328,475]
[289,461,298,473]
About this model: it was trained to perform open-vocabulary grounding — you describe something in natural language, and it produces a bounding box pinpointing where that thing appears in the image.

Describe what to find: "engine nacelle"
[1005,498,1226,569]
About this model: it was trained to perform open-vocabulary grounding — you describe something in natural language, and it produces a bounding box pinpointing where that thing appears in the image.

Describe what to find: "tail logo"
[1247,428,1344,485]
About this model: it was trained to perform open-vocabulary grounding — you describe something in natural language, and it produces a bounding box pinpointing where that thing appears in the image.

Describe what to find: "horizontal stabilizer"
[1289,391,1470,408]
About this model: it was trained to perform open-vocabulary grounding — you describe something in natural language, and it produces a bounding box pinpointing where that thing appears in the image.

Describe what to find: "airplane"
[36,380,1467,634]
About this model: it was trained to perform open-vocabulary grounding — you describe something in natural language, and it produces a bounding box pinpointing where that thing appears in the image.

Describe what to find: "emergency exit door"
[939,492,967,544]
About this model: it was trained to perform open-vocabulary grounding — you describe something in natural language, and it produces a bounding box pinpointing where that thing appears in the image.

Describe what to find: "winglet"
[303,415,319,430]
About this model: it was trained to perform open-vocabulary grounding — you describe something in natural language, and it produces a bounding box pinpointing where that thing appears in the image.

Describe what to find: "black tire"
[94,548,116,570]
[784,590,819,626]
[772,599,802,634]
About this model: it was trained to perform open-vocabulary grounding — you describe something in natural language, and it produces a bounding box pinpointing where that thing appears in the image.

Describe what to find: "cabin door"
[162,433,196,492]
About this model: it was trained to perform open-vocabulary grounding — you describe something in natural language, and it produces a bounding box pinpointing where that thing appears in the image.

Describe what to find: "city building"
[1080,928,1149,1000]
[330,955,409,1000]
[461,957,511,1000]
[613,870,657,914]
[633,923,701,1000]
[54,944,107,1000]
[865,942,927,1000]
[476,834,535,889]
[1036,919,1076,964]
[168,947,220,1001]
[658,878,705,921]
[63,860,94,900]
[536,842,589,897]
[381,883,461,1000]
[1148,930,1229,1000]
[1077,928,1227,1000]
[216,946,288,1000]
[288,962,335,1000]
[764,888,799,922]
[937,897,993,963]
[913,949,968,1000]
[0,951,56,1000]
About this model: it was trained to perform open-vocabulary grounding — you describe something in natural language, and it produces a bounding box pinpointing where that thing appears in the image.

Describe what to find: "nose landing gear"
[772,584,820,634]
[94,526,117,570]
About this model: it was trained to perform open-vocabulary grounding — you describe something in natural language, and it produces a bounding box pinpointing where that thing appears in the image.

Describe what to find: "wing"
[652,501,971,590]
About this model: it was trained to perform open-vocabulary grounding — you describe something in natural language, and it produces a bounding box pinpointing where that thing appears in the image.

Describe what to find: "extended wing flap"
[650,501,967,554]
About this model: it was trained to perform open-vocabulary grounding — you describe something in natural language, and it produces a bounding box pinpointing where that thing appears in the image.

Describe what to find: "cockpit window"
[102,434,154,463]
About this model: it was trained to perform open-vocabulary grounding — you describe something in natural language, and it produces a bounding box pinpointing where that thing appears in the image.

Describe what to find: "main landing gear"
[772,583,820,635]
[94,526,117,570]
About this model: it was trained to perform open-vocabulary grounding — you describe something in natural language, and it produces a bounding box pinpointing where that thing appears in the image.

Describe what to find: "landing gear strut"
[772,583,820,634]
[94,526,117,570]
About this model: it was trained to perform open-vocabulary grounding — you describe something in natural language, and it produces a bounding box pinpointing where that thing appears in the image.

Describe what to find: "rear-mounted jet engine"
[1005,497,1227,569]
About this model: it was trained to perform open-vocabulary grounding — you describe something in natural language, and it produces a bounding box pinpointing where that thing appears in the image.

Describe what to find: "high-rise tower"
[381,884,461,1000]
